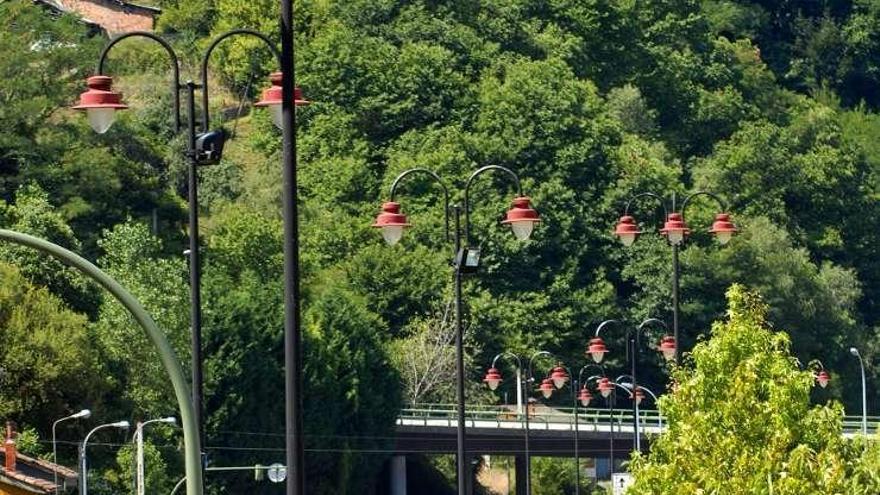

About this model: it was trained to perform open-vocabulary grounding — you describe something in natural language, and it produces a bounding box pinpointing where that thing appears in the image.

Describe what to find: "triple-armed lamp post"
[373,166,541,495]
[73,27,308,495]
[613,191,736,364]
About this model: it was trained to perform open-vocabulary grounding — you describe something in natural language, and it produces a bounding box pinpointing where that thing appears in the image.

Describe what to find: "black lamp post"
[375,166,541,495]
[572,364,607,494]
[74,29,308,493]
[484,350,569,495]
[612,191,737,364]
[586,318,671,452]
[585,374,617,475]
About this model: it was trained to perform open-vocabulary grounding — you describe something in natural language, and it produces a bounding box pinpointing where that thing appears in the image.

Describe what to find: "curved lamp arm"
[622,192,668,233]
[594,319,622,337]
[633,318,669,350]
[388,168,451,241]
[577,364,606,387]
[82,421,129,455]
[526,350,554,383]
[97,31,181,132]
[490,351,524,372]
[463,165,523,245]
[200,29,282,132]
[680,191,728,222]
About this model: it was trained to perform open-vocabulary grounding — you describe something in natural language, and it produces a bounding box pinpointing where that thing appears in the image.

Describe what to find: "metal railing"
[397,404,663,433]
[398,404,880,436]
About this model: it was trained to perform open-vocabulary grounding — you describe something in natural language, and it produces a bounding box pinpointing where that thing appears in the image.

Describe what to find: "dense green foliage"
[3,0,880,491]
[630,286,880,493]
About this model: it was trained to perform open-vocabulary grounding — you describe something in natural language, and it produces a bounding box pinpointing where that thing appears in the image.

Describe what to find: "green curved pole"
[0,229,203,495]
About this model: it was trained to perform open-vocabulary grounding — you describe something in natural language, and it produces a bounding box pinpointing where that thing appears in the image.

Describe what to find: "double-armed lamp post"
[483,351,569,495]
[586,319,672,451]
[73,28,308,495]
[612,191,736,364]
[373,166,540,495]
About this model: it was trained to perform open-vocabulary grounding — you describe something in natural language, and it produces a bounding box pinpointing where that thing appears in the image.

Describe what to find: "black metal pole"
[184,81,205,471]
[522,375,531,495]
[573,381,580,495]
[672,243,681,365]
[608,393,614,475]
[453,205,467,495]
[630,334,640,452]
[280,0,304,491]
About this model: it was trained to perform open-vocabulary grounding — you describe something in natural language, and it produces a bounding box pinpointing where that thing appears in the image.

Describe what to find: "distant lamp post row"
[374,166,540,495]
[73,30,310,492]
[53,410,176,495]
[612,191,736,364]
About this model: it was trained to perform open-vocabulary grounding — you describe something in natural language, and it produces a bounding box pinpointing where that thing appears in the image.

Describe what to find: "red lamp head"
[658,335,676,362]
[371,202,411,246]
[709,213,737,245]
[586,337,608,364]
[73,76,128,134]
[613,215,641,247]
[659,212,690,246]
[597,377,614,398]
[577,387,593,407]
[550,365,569,389]
[815,370,830,389]
[538,378,555,399]
[501,196,540,241]
[630,388,645,406]
[255,72,310,129]
[483,367,503,391]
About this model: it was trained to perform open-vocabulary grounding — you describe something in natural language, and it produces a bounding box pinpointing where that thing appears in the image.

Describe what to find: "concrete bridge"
[384,403,877,494]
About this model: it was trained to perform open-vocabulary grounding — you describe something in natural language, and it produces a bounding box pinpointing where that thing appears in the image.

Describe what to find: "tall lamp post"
[80,420,130,495]
[586,319,673,451]
[587,375,617,474]
[484,351,568,495]
[73,30,308,491]
[850,347,868,435]
[572,364,606,495]
[612,192,737,364]
[52,409,90,491]
[134,416,177,495]
[375,166,541,494]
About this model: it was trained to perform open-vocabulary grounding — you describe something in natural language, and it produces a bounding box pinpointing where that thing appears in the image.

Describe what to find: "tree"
[0,262,106,430]
[628,285,880,494]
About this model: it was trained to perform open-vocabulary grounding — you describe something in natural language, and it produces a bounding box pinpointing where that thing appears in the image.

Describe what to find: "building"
[0,423,77,495]
[35,0,161,35]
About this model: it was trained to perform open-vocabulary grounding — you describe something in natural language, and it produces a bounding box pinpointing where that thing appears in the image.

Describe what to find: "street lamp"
[483,350,562,495]
[376,166,540,495]
[80,420,130,495]
[798,359,831,389]
[571,364,606,495]
[134,417,177,495]
[616,377,662,437]
[73,30,309,485]
[850,347,868,435]
[613,192,736,364]
[581,373,617,477]
[52,409,90,491]
[585,318,671,452]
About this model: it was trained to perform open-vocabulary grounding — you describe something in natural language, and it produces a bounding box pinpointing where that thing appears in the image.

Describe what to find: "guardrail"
[397,404,663,433]
[398,404,880,436]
